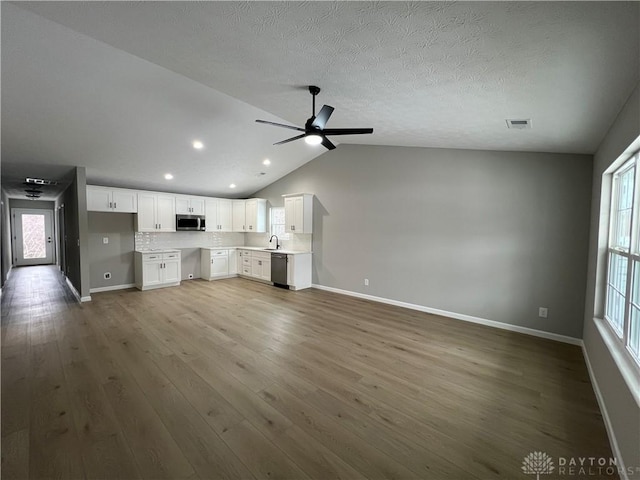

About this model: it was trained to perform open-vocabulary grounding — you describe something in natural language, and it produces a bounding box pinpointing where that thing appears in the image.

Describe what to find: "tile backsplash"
[245,233,312,252]
[134,231,312,252]
[135,231,245,250]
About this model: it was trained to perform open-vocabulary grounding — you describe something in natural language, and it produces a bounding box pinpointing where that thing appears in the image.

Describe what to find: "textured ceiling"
[2,1,639,199]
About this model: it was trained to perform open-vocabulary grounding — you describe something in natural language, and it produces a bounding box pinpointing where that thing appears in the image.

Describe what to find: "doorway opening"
[11,208,55,266]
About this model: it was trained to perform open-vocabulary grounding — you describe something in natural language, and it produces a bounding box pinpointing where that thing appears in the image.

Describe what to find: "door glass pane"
[21,214,46,259]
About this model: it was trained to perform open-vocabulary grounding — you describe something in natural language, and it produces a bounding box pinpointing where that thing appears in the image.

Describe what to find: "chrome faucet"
[269,235,280,249]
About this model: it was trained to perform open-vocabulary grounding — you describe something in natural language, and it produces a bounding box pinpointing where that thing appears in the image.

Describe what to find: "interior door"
[12,208,54,266]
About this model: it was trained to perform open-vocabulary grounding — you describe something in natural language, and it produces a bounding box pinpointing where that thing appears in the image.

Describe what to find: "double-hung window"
[605,152,640,365]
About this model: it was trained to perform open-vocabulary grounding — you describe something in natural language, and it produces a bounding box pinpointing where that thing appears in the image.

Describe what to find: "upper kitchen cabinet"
[136,193,176,232]
[232,200,246,232]
[283,194,313,234]
[175,195,205,215]
[87,185,137,213]
[205,198,232,232]
[245,198,267,233]
[232,199,267,232]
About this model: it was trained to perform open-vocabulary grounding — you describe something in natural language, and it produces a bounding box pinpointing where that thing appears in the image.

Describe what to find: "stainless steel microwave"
[176,214,205,231]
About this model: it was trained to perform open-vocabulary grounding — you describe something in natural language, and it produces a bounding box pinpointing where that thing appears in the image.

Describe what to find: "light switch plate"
[103,237,109,244]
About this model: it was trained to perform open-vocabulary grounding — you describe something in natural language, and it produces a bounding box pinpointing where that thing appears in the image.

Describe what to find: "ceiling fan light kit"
[256,85,373,150]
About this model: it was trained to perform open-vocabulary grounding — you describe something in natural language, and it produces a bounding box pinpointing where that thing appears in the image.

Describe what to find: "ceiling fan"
[256,86,373,150]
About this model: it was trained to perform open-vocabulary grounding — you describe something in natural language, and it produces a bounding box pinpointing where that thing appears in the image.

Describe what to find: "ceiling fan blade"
[321,128,373,136]
[274,133,307,145]
[311,105,334,129]
[256,119,305,132]
[321,136,336,150]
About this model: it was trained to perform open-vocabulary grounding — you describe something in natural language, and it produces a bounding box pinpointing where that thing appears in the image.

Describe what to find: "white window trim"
[592,316,640,407]
[603,151,640,371]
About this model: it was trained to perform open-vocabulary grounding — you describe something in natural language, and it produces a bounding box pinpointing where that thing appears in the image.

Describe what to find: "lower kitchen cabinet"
[201,249,236,280]
[134,250,181,290]
[239,250,271,282]
[287,253,312,290]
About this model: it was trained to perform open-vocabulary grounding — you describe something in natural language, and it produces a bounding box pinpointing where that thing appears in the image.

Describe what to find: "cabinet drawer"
[242,266,251,275]
[242,256,252,266]
[253,251,270,260]
[143,254,161,262]
[164,253,180,260]
[212,250,228,256]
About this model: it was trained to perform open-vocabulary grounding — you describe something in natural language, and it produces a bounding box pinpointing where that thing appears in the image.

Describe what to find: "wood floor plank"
[220,420,309,480]
[1,429,29,480]
[101,373,195,479]
[28,342,86,480]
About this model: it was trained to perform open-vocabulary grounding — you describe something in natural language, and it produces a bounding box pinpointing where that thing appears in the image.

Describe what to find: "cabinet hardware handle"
[114,202,117,208]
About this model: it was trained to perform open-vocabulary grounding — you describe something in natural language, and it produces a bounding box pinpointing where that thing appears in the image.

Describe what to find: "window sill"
[591,317,640,408]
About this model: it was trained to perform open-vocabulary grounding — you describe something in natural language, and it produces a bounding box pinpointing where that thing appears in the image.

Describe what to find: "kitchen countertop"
[200,246,311,255]
[135,249,181,254]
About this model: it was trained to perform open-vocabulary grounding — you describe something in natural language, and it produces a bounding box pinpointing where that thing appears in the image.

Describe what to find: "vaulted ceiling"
[2,1,639,200]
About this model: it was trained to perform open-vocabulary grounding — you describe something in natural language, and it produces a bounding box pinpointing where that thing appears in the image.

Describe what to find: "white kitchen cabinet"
[229,248,238,275]
[134,251,181,290]
[136,193,176,232]
[251,253,271,281]
[232,199,266,233]
[205,198,233,232]
[232,200,246,232]
[176,196,205,215]
[245,198,267,233]
[283,194,313,234]
[240,250,271,282]
[87,186,137,213]
[201,249,231,280]
[286,253,312,290]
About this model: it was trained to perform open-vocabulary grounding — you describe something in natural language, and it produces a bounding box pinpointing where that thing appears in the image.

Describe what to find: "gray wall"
[255,145,592,339]
[1,189,11,286]
[61,167,90,299]
[9,199,55,210]
[583,82,640,472]
[88,212,135,289]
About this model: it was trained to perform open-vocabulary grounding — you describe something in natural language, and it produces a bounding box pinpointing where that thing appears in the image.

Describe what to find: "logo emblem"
[522,451,555,480]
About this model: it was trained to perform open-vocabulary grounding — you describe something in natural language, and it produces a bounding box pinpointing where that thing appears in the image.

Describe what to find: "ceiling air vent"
[506,119,531,129]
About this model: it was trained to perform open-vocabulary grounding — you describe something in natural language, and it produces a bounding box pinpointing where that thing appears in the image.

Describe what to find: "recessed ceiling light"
[164,173,174,180]
[192,140,204,150]
[229,183,236,189]
[263,159,271,166]
[305,135,322,145]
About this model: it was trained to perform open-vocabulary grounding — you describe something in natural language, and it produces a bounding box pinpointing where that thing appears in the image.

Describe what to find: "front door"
[12,209,55,266]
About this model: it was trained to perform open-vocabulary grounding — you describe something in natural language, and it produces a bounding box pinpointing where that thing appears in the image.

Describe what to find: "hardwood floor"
[2,266,615,479]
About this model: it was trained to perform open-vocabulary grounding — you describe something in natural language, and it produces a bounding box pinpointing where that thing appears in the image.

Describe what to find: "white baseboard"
[90,283,135,294]
[582,343,628,480]
[65,277,81,302]
[311,284,582,346]
[65,277,92,303]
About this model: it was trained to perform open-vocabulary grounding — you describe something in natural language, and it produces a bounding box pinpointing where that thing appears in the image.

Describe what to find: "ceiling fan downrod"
[309,85,320,118]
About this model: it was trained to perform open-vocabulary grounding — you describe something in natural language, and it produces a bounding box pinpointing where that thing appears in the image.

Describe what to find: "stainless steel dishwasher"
[271,252,289,288]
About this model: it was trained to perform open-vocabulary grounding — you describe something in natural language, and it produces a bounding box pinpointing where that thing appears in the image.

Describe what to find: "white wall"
[583,82,640,475]
[255,145,593,339]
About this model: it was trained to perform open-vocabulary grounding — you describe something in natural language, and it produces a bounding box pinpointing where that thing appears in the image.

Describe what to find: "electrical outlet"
[102,237,109,244]
[188,274,194,279]
[104,272,111,280]
[364,278,369,286]
[538,307,548,318]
